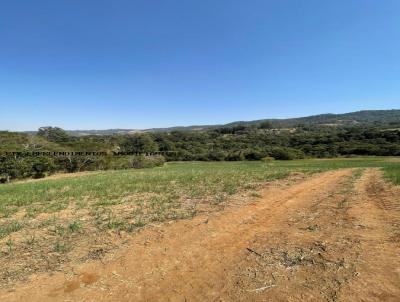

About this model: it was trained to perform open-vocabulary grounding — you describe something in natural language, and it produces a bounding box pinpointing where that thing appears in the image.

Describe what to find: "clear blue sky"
[0,1,399,131]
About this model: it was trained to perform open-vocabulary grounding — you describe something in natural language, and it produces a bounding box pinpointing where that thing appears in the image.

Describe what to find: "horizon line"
[3,108,399,132]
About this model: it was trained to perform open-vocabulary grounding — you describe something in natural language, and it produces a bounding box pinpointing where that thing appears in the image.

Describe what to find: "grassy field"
[1,157,399,224]
[0,157,399,286]
[0,162,291,220]
[383,163,400,185]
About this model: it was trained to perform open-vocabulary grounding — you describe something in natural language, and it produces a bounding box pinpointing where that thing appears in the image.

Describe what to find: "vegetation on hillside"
[1,111,400,181]
[59,109,400,135]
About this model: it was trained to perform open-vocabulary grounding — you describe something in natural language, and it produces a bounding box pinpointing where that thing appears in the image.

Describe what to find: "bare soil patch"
[1,169,399,301]
[0,171,307,289]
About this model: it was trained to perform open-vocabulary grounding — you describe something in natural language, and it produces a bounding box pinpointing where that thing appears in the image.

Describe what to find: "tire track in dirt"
[339,169,400,301]
[0,169,355,302]
[225,168,400,302]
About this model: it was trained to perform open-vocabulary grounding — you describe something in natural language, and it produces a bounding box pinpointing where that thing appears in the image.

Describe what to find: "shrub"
[0,174,10,183]
[0,157,38,180]
[30,157,56,178]
[56,156,98,173]
[226,151,245,161]
[244,150,265,160]
[98,156,132,170]
[269,147,304,160]
[208,151,227,161]
[130,155,165,169]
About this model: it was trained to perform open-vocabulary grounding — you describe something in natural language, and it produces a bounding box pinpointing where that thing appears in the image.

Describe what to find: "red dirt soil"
[1,169,399,301]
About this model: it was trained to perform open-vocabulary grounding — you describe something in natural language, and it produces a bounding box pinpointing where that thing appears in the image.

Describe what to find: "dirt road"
[1,169,399,301]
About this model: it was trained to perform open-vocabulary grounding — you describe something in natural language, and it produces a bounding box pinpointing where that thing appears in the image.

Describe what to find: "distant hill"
[224,109,400,128]
[22,109,400,136]
[61,125,219,136]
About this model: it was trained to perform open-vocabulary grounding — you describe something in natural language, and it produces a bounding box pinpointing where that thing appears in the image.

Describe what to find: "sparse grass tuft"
[383,165,400,185]
[6,238,14,255]
[54,241,68,253]
[0,221,23,239]
[68,221,82,233]
[25,235,36,246]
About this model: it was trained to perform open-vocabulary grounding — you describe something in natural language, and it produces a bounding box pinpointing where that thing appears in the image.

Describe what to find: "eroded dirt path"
[1,169,399,301]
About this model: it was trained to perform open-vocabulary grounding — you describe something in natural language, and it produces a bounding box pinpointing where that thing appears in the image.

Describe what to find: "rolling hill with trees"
[40,109,400,136]
[1,109,399,182]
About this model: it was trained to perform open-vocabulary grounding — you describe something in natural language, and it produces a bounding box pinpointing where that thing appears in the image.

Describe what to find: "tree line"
[1,123,399,182]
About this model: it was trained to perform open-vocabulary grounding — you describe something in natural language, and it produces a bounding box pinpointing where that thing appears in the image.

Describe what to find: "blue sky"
[0,0,399,131]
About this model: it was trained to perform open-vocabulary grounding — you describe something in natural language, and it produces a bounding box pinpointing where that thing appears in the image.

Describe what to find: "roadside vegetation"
[384,164,400,185]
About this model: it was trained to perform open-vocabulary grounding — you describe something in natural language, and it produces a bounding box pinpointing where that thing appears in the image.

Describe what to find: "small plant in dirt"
[106,211,125,230]
[250,191,262,198]
[25,235,36,246]
[212,193,227,205]
[68,221,82,233]
[338,198,349,209]
[127,219,146,232]
[54,225,66,236]
[306,224,320,232]
[6,238,14,255]
[0,221,23,239]
[54,241,68,253]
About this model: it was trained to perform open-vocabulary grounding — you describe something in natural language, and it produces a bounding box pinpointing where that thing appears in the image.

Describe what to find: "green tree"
[259,121,273,129]
[121,134,159,153]
[37,127,70,143]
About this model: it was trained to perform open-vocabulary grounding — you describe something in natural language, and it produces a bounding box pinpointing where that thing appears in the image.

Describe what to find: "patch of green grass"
[38,215,57,228]
[54,224,66,236]
[383,165,400,185]
[105,210,125,230]
[0,221,23,239]
[94,199,122,207]
[68,221,82,233]
[0,161,291,219]
[270,157,397,172]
